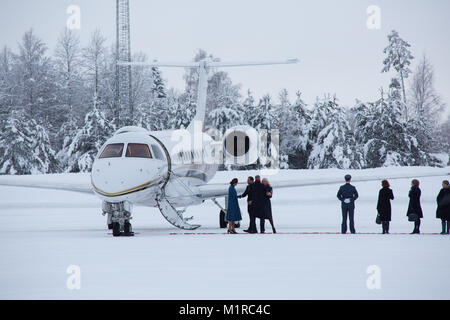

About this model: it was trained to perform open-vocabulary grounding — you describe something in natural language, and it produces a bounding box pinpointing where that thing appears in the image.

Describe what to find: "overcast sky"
[1,0,449,110]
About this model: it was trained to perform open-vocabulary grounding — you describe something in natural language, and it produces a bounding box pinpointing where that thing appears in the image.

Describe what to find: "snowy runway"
[0,167,449,299]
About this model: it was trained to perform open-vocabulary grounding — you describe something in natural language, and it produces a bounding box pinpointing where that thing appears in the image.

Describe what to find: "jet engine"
[222,125,259,166]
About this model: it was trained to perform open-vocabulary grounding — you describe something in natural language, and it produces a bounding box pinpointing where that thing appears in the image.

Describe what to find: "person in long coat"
[377,180,394,234]
[436,180,450,235]
[226,178,242,234]
[251,175,267,232]
[239,176,257,233]
[260,178,276,234]
[407,179,423,234]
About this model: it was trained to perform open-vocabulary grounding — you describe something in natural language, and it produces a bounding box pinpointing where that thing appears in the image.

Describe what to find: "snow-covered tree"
[0,112,35,174]
[382,30,414,119]
[277,91,311,169]
[205,71,244,132]
[167,91,196,130]
[14,29,57,122]
[355,81,410,167]
[151,66,166,99]
[0,111,58,174]
[439,115,450,165]
[53,28,85,147]
[408,55,446,153]
[63,99,114,172]
[307,95,361,169]
[0,46,14,124]
[247,94,276,130]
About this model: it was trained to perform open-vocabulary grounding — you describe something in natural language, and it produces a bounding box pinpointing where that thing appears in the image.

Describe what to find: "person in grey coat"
[337,174,359,234]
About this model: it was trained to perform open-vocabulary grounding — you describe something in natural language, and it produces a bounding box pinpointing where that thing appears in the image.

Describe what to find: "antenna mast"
[116,0,133,127]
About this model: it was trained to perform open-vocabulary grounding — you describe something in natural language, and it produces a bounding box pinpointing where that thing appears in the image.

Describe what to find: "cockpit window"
[99,143,124,158]
[126,143,152,158]
[151,145,165,160]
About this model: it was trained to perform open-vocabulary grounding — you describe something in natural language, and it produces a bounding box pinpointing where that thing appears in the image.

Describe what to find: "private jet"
[0,58,447,236]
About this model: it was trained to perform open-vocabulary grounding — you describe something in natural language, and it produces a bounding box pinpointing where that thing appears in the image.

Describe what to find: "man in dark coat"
[407,179,423,234]
[377,180,394,234]
[436,180,450,234]
[337,174,359,234]
[251,175,267,233]
[240,176,257,233]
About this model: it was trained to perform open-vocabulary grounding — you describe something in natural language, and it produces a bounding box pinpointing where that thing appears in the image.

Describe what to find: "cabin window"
[126,143,152,158]
[99,143,124,158]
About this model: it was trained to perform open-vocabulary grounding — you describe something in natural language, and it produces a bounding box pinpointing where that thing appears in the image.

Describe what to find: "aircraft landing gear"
[102,201,134,237]
[212,198,229,229]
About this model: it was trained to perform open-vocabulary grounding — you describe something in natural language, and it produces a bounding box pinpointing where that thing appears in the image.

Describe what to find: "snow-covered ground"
[0,167,449,299]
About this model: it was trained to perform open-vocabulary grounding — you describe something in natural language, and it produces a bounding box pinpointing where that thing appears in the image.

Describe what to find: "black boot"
[441,220,447,235]
[411,220,421,234]
[260,219,265,234]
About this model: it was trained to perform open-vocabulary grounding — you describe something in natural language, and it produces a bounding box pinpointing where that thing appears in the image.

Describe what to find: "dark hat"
[344,174,352,181]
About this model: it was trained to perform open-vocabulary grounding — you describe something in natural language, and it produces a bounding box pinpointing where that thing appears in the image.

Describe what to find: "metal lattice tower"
[115,0,132,127]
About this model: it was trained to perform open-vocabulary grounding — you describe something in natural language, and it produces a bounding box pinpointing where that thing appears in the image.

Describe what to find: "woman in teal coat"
[227,178,242,234]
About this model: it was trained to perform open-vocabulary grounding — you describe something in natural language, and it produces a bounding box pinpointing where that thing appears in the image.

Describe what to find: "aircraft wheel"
[124,221,132,234]
[112,222,121,237]
[219,210,227,228]
[108,223,113,230]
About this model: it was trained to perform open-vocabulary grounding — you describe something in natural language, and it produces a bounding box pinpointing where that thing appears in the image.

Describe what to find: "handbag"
[376,213,382,225]
[408,213,419,222]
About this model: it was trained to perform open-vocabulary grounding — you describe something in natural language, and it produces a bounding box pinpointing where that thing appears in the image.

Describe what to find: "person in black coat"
[377,180,394,234]
[436,180,450,235]
[337,174,359,234]
[260,178,276,234]
[251,175,267,233]
[239,176,257,234]
[407,179,423,234]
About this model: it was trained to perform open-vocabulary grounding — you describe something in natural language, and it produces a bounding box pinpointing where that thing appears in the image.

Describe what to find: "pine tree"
[357,80,411,167]
[54,28,84,148]
[307,95,360,169]
[64,98,114,172]
[278,91,311,169]
[205,71,244,133]
[33,123,59,173]
[0,111,35,174]
[0,46,14,124]
[0,111,58,174]
[382,30,414,120]
[167,89,196,130]
[242,89,256,126]
[151,67,166,99]
[248,94,276,130]
[407,55,446,157]
[14,29,57,123]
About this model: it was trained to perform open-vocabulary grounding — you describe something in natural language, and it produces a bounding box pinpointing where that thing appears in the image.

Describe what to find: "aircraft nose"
[91,159,163,197]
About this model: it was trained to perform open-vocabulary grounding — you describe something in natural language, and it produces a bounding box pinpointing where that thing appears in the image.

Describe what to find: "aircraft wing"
[0,173,93,194]
[197,170,449,200]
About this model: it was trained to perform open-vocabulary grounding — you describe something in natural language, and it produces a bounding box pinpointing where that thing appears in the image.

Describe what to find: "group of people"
[226,175,275,234]
[338,175,450,234]
[226,173,450,235]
